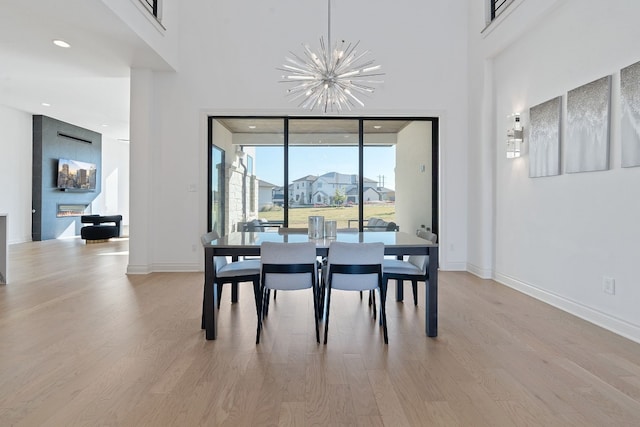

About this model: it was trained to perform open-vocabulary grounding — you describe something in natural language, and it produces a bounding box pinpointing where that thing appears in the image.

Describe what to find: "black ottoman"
[80,215,122,242]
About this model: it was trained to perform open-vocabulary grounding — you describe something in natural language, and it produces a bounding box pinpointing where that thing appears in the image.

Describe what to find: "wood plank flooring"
[1,238,639,426]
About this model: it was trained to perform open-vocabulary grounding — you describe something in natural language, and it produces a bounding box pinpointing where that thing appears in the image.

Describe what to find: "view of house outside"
[255,145,396,229]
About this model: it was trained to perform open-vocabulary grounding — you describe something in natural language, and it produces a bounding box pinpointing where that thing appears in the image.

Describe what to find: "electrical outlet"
[602,277,615,295]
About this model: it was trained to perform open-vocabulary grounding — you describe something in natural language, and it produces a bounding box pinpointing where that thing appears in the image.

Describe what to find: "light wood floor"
[1,238,640,426]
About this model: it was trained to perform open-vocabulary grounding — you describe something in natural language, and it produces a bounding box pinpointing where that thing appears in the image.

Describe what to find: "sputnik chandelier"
[278,0,384,113]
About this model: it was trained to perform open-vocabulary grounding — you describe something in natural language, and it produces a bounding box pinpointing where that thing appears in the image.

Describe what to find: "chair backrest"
[200,230,228,270]
[408,229,437,273]
[200,230,219,246]
[416,229,437,243]
[245,219,265,232]
[326,241,384,291]
[260,242,317,290]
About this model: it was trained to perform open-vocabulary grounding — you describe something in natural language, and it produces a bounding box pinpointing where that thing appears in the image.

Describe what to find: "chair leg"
[371,290,377,320]
[273,289,277,300]
[412,281,418,306]
[257,285,267,343]
[319,276,326,319]
[254,280,262,344]
[360,290,363,300]
[323,285,333,344]
[263,289,270,317]
[312,285,320,343]
[380,281,388,344]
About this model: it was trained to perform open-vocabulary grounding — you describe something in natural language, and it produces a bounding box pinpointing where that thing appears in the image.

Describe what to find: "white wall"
[0,105,32,244]
[92,136,130,228]
[101,0,180,70]
[129,0,470,272]
[468,0,640,342]
[396,121,432,233]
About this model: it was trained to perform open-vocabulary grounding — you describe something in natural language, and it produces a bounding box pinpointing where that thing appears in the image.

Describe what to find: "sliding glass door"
[208,116,438,236]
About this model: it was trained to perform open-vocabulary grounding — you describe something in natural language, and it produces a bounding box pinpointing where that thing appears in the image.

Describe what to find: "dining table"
[201,230,438,340]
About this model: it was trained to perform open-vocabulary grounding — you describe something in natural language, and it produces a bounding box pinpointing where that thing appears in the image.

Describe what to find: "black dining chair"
[257,241,320,344]
[383,230,437,305]
[200,231,261,328]
[322,241,387,344]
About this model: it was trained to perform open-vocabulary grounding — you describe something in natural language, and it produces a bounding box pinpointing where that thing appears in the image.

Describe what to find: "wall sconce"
[506,113,524,158]
[235,145,246,159]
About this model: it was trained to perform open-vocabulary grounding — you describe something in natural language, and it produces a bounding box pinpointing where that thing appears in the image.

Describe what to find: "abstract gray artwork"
[529,96,561,178]
[566,76,611,173]
[621,60,640,168]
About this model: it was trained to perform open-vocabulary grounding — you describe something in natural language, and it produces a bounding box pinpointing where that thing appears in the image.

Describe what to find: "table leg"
[426,246,438,337]
[204,247,219,340]
[396,280,404,301]
[395,256,404,301]
[231,256,239,303]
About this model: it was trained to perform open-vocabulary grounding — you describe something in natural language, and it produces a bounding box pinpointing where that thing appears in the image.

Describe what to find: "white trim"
[467,262,493,279]
[495,272,640,345]
[127,263,200,274]
[126,264,151,274]
[132,0,165,32]
[440,261,466,271]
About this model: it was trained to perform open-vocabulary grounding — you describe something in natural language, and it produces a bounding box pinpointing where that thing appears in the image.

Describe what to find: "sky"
[255,145,396,189]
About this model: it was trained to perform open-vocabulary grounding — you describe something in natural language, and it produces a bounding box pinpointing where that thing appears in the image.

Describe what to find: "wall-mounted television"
[57,158,97,191]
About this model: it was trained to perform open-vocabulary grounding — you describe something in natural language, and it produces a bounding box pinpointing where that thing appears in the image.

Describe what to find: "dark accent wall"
[32,115,102,241]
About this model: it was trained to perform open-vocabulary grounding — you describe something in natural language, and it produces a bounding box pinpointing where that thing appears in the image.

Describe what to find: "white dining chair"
[257,241,320,344]
[200,231,261,329]
[323,241,387,344]
[383,230,437,305]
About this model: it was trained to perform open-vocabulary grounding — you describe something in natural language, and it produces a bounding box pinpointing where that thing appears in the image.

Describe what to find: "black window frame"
[207,116,439,236]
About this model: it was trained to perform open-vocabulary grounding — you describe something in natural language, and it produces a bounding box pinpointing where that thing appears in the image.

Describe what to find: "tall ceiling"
[0,0,169,142]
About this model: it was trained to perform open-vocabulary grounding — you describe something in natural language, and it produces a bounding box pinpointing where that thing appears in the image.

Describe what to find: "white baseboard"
[126,264,151,275]
[495,272,640,345]
[151,263,201,273]
[440,261,466,271]
[467,262,493,279]
[127,263,201,274]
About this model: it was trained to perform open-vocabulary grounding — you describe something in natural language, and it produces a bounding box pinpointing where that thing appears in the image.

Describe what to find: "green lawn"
[258,203,396,229]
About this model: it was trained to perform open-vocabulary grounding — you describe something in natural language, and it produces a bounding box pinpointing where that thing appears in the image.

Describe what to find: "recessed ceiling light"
[248,125,256,129]
[101,124,109,127]
[41,102,51,107]
[374,125,382,129]
[53,39,71,48]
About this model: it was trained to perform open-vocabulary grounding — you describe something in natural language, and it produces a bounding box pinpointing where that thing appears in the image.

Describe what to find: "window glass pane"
[288,119,359,229]
[364,120,432,234]
[363,120,397,231]
[211,118,284,233]
[210,145,224,236]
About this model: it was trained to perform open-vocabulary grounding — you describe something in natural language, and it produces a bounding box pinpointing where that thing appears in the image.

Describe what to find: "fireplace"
[57,204,90,217]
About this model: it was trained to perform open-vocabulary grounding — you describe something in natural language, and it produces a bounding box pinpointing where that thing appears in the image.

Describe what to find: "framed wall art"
[529,96,562,178]
[565,76,611,173]
[621,60,640,168]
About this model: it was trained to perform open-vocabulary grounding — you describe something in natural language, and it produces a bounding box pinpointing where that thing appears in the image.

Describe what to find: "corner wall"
[469,0,640,342]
